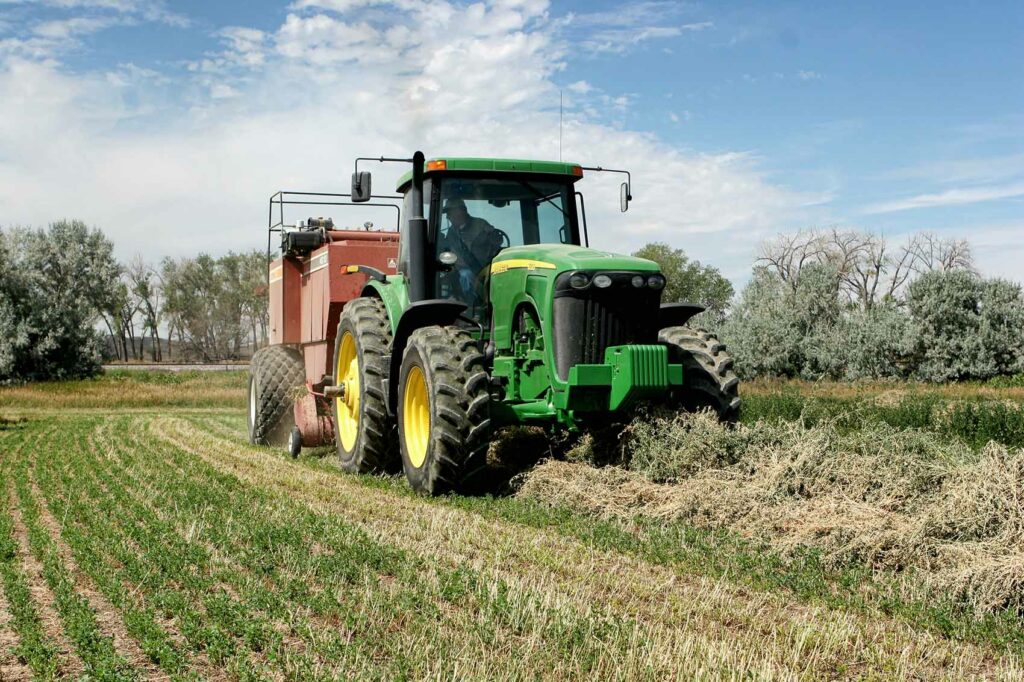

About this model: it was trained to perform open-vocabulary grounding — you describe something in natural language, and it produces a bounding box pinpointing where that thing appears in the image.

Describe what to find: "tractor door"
[431,175,580,316]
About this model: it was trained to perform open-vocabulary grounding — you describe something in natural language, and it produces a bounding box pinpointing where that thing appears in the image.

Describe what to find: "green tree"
[632,242,734,325]
[0,220,121,382]
[160,249,269,361]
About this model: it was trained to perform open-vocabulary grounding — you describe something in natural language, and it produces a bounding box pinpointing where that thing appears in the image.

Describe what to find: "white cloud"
[275,14,383,64]
[565,2,711,54]
[579,23,710,54]
[33,15,127,38]
[796,69,821,81]
[1,0,187,63]
[567,80,592,94]
[0,0,809,281]
[863,182,1024,214]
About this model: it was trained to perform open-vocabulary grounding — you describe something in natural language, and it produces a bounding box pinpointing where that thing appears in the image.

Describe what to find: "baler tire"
[660,326,741,423]
[333,297,397,474]
[248,345,306,447]
[397,326,492,495]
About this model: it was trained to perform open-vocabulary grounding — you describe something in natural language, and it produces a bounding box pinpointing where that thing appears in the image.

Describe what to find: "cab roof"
[396,157,583,192]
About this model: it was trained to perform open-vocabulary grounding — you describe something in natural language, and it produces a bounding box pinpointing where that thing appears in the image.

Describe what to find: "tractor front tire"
[660,326,741,423]
[333,297,396,473]
[248,345,306,446]
[397,326,491,495]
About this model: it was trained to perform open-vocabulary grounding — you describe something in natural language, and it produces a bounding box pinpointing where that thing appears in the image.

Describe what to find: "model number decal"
[490,259,557,274]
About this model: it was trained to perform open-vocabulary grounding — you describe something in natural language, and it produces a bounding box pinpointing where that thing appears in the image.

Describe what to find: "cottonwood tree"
[160,250,269,361]
[126,256,163,361]
[756,228,975,312]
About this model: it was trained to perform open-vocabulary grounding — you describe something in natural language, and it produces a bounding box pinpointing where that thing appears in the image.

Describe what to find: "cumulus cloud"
[0,0,810,276]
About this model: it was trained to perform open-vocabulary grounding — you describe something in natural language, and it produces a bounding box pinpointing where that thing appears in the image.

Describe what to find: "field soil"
[0,371,1022,680]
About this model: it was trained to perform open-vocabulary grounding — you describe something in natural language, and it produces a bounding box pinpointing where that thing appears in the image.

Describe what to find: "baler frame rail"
[266,190,402,265]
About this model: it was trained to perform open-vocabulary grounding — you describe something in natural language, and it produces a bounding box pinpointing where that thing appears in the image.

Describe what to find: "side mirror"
[620,182,631,212]
[351,171,372,203]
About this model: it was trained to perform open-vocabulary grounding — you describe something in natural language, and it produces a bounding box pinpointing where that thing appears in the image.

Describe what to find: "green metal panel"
[363,275,410,334]
[396,157,584,191]
[606,345,669,411]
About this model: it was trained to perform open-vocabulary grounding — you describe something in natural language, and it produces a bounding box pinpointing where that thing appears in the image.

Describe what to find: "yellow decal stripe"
[268,266,283,284]
[490,259,557,275]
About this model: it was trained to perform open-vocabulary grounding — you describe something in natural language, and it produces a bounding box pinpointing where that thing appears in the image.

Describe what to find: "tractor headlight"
[568,272,590,289]
[593,274,613,289]
[647,274,666,290]
[631,275,646,288]
[438,250,458,266]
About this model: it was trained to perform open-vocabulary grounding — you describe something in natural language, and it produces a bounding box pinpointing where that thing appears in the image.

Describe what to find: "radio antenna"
[559,89,563,161]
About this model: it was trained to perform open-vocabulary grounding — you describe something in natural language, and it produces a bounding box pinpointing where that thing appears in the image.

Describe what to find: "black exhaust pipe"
[407,150,428,302]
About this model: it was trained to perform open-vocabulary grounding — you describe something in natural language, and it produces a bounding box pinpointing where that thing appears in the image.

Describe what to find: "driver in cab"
[439,197,503,300]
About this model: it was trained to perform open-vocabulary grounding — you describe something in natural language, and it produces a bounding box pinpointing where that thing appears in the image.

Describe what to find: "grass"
[0,369,247,410]
[0,371,1022,678]
[741,382,1024,449]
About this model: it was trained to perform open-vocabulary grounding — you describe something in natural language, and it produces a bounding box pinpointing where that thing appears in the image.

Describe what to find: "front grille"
[551,273,660,381]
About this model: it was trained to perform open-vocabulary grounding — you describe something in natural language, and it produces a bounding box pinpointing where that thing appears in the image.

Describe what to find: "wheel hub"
[335,331,361,451]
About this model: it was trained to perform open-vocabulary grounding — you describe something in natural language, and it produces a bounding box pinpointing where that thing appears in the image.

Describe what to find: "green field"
[0,371,1022,679]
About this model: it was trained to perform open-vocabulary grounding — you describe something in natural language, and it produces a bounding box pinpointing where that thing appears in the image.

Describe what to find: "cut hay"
[517,411,1024,614]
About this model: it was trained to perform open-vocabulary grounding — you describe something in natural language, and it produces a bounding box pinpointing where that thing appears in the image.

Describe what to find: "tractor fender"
[659,302,705,329]
[361,278,409,336]
[386,299,468,415]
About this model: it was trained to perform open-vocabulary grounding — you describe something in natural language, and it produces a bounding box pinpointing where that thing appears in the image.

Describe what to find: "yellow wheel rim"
[335,331,360,451]
[403,365,430,468]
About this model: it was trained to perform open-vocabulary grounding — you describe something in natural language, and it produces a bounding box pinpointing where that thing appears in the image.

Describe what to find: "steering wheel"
[494,228,511,249]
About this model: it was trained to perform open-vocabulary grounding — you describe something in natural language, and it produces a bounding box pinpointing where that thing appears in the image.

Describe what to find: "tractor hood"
[491,244,660,275]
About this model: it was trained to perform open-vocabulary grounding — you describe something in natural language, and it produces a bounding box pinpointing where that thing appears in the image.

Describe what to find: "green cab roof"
[396,157,583,191]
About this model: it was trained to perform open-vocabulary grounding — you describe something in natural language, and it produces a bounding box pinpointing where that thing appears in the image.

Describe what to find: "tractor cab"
[394,159,587,318]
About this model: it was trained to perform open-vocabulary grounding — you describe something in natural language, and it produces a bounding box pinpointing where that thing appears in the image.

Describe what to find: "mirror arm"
[579,166,632,200]
[354,156,415,175]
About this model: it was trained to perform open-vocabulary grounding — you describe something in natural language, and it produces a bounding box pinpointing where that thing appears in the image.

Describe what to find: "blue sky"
[0,0,1021,282]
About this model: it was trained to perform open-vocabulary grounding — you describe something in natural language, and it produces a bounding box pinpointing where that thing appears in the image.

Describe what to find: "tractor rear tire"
[660,326,741,423]
[333,297,397,473]
[397,326,492,495]
[248,345,306,446]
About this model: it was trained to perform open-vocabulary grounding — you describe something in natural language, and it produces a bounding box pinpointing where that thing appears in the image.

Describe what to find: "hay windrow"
[517,411,1024,614]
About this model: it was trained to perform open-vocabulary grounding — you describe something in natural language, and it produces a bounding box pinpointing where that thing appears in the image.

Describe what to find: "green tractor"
[254,151,738,494]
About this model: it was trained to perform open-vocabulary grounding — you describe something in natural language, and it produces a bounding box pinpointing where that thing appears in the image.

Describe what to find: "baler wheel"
[397,326,492,495]
[247,345,306,446]
[659,326,741,423]
[333,297,397,473]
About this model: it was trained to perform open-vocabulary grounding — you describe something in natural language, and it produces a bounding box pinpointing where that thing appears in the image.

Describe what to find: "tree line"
[718,230,1023,382]
[635,229,1023,382]
[0,220,269,383]
[1,220,1021,384]
[112,251,269,363]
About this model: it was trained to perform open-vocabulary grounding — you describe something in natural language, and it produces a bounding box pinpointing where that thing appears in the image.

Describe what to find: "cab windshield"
[437,177,577,250]
[434,176,578,310]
